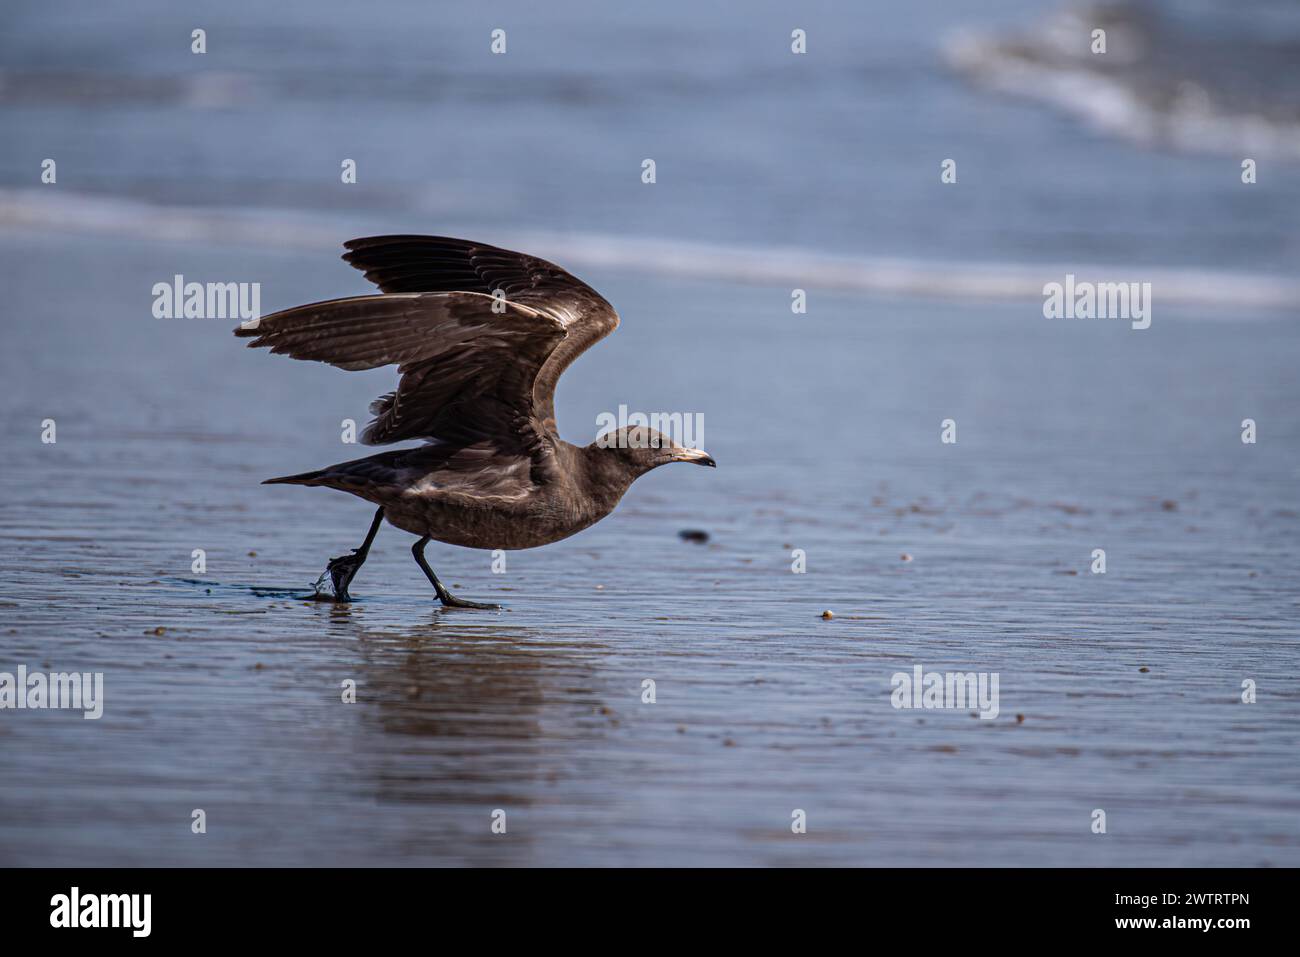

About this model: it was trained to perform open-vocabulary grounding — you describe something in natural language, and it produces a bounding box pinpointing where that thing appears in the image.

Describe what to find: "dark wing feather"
[265,443,543,504]
[235,292,564,456]
[341,235,619,431]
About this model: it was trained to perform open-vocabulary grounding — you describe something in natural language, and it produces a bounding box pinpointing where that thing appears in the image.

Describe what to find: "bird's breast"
[384,487,615,551]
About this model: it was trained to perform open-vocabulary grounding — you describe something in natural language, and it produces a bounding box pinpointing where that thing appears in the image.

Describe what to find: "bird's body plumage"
[263,439,625,550]
[238,235,713,604]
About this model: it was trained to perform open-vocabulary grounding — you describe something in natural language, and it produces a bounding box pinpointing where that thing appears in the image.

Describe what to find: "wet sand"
[1,233,1297,865]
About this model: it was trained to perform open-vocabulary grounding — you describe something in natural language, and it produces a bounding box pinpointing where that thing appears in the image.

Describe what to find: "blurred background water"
[0,0,1297,866]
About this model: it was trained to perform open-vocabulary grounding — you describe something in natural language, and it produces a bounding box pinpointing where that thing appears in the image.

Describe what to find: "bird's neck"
[572,442,644,509]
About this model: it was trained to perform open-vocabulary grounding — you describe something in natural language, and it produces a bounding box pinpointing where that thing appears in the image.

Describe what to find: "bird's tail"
[262,467,332,486]
[261,450,410,490]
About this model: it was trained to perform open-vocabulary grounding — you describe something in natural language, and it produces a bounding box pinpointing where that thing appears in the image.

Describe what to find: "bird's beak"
[672,448,716,468]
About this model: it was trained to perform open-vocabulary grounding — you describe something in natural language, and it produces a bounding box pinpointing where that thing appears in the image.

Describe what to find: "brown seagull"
[236,235,715,608]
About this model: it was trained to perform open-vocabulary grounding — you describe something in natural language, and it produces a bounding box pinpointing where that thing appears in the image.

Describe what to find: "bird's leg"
[317,507,384,602]
[411,536,500,610]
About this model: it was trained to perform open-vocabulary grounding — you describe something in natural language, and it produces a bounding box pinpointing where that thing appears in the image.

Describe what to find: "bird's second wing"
[340,235,619,432]
[235,292,565,455]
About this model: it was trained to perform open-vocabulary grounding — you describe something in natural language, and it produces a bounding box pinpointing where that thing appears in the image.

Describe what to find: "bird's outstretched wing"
[235,291,562,457]
[235,236,618,459]
[340,235,620,431]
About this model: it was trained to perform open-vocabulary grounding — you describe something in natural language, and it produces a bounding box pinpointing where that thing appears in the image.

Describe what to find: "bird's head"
[588,426,716,478]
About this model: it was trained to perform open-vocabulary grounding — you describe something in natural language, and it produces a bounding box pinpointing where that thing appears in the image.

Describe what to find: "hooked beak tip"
[680,450,716,468]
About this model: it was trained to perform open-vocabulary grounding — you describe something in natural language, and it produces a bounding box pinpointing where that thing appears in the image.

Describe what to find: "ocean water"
[1,0,1298,866]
